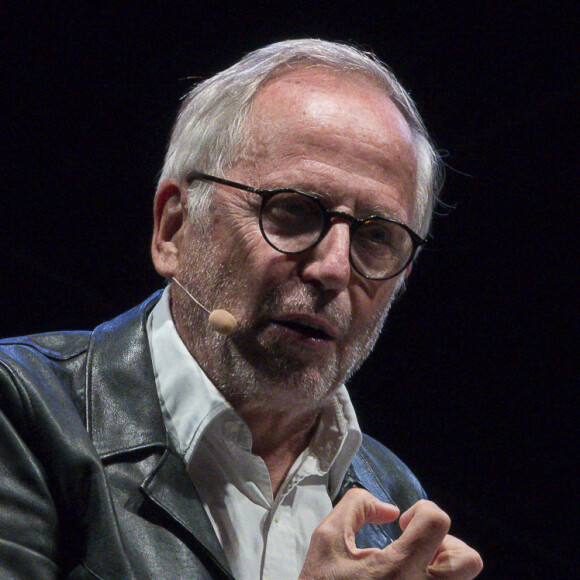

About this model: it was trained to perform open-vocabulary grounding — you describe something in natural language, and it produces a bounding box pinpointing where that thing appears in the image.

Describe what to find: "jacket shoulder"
[354,433,427,509]
[346,434,427,549]
[0,330,91,425]
[0,330,91,360]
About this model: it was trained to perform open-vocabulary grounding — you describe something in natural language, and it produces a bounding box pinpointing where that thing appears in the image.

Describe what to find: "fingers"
[299,489,400,579]
[391,501,482,579]
[390,500,451,574]
[301,494,482,580]
[427,535,483,579]
[318,488,399,546]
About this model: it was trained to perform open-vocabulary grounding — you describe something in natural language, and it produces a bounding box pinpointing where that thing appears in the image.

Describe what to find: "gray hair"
[159,39,443,238]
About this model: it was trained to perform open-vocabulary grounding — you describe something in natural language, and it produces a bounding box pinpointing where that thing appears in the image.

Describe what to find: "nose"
[299,221,351,291]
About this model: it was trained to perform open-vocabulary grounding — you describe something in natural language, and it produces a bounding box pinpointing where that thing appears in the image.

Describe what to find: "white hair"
[159,39,443,238]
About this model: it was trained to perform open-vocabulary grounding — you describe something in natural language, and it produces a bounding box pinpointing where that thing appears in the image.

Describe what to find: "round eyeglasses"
[186,171,427,281]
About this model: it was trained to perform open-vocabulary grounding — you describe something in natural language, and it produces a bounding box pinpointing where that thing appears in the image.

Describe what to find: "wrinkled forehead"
[243,68,415,163]
[234,68,418,218]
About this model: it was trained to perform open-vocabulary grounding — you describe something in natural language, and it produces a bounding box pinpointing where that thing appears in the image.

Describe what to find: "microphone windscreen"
[208,309,238,335]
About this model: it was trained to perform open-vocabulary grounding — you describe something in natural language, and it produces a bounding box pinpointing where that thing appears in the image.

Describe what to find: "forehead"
[236,68,418,221]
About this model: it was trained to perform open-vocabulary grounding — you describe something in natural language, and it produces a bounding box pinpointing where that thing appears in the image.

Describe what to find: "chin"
[267,373,341,412]
[223,349,343,409]
[224,329,369,409]
[264,355,354,408]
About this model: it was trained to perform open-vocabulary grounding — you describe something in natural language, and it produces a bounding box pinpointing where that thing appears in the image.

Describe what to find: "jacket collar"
[86,291,167,459]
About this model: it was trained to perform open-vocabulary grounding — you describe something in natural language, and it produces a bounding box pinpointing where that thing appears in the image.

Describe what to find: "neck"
[235,400,321,496]
[170,287,330,495]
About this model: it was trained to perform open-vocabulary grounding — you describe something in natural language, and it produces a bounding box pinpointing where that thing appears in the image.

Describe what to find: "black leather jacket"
[0,292,426,579]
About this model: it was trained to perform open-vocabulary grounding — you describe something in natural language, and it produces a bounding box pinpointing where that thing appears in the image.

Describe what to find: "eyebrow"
[363,203,407,223]
[288,185,407,224]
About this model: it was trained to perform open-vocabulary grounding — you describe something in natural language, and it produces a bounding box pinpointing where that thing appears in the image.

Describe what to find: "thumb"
[334,488,400,534]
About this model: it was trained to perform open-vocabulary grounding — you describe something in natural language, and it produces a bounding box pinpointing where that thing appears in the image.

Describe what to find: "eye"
[275,198,308,217]
[356,222,393,247]
[265,193,321,230]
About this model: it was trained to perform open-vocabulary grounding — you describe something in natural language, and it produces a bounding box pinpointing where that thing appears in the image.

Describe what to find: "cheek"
[211,195,300,287]
[212,205,261,259]
[218,215,293,287]
[349,279,397,330]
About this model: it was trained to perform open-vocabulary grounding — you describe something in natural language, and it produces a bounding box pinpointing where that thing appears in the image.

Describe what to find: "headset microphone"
[172,278,238,336]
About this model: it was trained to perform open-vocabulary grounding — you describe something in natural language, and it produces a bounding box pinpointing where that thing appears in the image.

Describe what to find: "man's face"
[174,69,418,410]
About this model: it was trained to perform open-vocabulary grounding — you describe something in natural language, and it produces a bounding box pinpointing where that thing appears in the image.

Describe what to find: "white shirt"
[147,288,362,580]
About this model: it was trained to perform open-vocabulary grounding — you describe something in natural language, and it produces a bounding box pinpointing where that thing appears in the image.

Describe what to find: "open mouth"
[273,320,332,340]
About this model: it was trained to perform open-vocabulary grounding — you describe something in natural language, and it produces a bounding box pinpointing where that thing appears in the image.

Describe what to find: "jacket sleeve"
[0,362,62,579]
[346,434,428,549]
[0,339,140,580]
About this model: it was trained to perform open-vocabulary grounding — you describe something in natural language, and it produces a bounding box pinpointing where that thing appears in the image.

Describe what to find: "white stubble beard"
[174,234,396,413]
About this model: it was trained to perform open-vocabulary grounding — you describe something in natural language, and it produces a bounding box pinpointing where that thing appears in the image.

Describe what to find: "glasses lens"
[261,192,323,252]
[351,219,413,279]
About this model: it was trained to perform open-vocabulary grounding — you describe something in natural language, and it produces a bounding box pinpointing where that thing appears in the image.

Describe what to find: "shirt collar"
[147,286,362,497]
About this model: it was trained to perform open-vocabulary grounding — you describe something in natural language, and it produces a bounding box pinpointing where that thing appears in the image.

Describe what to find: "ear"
[151,179,188,278]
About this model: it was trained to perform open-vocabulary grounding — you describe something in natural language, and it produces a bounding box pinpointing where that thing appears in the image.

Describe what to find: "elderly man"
[0,40,482,579]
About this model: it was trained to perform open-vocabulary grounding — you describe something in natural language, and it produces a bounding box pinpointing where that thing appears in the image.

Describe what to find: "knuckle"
[314,520,335,542]
[429,511,451,535]
[416,500,451,533]
[466,549,484,573]
[415,499,440,513]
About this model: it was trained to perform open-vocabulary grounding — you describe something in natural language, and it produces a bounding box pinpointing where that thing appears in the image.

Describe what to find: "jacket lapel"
[141,449,233,578]
[85,291,233,577]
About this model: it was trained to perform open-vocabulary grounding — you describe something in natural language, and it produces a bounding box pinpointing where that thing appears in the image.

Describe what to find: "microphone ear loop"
[172,278,238,335]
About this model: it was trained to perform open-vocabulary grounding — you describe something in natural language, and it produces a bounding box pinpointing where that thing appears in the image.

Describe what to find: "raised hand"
[300,489,482,579]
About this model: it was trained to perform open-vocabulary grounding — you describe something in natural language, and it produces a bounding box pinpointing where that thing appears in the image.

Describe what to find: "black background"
[2,2,577,578]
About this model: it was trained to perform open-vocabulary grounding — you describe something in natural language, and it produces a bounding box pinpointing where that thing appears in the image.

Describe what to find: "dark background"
[2,2,577,578]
